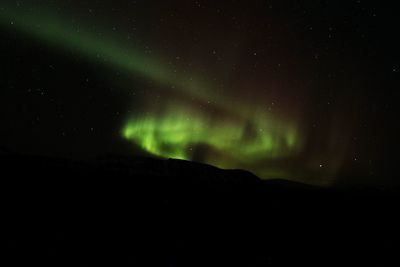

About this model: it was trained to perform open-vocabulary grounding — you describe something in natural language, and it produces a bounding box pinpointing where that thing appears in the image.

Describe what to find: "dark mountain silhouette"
[2,152,399,266]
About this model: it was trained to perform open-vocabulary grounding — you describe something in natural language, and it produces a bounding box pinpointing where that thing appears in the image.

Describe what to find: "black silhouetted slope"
[2,153,399,266]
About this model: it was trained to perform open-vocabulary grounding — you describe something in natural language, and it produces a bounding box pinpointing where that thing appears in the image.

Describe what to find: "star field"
[0,0,398,185]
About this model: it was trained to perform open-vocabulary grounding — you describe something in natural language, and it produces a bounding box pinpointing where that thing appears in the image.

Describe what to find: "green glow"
[0,6,216,102]
[0,7,169,82]
[122,103,302,178]
[1,6,306,180]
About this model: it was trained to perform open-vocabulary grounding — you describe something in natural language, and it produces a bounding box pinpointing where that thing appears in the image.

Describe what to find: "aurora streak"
[0,5,306,179]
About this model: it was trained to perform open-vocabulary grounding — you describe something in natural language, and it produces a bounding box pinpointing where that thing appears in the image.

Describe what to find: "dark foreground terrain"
[2,152,399,266]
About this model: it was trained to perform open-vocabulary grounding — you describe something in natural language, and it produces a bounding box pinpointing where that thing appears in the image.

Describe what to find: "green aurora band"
[1,6,306,179]
[122,103,300,165]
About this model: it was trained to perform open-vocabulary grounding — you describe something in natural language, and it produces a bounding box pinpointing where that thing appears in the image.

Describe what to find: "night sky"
[0,1,398,186]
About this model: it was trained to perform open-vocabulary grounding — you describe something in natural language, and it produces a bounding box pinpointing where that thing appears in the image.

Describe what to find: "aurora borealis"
[0,4,304,178]
[1,1,398,185]
[122,102,300,163]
